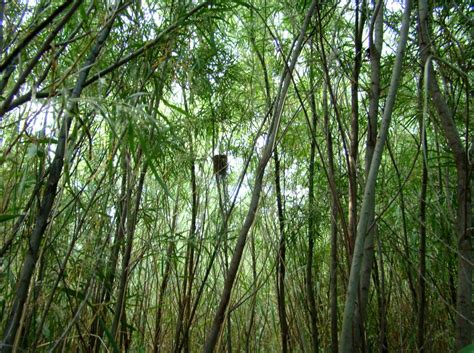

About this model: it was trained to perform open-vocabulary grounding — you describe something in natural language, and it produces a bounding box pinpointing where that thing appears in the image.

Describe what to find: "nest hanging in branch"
[213,154,228,177]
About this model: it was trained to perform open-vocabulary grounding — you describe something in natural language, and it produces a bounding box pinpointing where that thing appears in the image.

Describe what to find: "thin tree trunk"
[274,147,289,353]
[111,161,148,344]
[202,3,318,351]
[388,141,418,307]
[307,60,320,353]
[314,4,352,264]
[372,249,388,353]
[173,155,198,353]
[89,150,130,352]
[418,1,472,348]
[413,61,429,352]
[245,235,258,353]
[172,77,197,353]
[352,1,383,350]
[19,250,46,349]
[29,152,114,351]
[339,1,412,351]
[153,194,180,353]
[0,8,119,351]
[254,20,289,353]
[348,0,366,256]
[417,114,428,353]
[323,81,339,353]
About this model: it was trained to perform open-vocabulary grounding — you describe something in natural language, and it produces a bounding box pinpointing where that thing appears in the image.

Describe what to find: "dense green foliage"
[0,0,472,352]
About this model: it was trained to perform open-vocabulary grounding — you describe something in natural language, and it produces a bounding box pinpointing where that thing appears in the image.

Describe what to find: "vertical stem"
[417,116,428,353]
[245,235,258,353]
[274,147,289,353]
[111,161,148,344]
[153,194,180,353]
[352,0,384,347]
[307,59,320,353]
[418,0,472,348]
[348,0,366,255]
[1,8,119,350]
[323,81,339,353]
[202,3,318,351]
[89,150,129,352]
[339,1,412,351]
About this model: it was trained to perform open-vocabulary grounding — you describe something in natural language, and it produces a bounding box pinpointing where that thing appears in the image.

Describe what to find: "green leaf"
[459,344,474,353]
[161,98,191,118]
[0,214,23,223]
[79,3,89,30]
[147,160,174,201]
[104,326,120,353]
[33,137,58,144]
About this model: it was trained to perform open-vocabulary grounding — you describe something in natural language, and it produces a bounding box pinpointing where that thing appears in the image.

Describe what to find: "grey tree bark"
[352,1,383,350]
[339,1,412,351]
[417,0,472,348]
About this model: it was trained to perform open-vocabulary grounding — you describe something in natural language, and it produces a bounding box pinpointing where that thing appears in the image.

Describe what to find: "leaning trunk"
[339,1,412,350]
[202,3,318,351]
[417,0,473,348]
[1,9,119,350]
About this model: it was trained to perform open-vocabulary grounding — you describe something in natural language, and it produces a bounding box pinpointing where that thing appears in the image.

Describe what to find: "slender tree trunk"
[222,178,233,353]
[372,251,388,353]
[418,1,472,348]
[347,0,366,256]
[172,79,197,353]
[433,133,458,312]
[307,60,320,353]
[89,150,130,352]
[274,147,289,353]
[153,194,180,353]
[173,155,198,353]
[314,3,352,264]
[414,61,429,352]
[202,3,318,351]
[214,153,232,353]
[19,251,46,349]
[323,82,339,353]
[339,1,412,351]
[32,151,113,352]
[0,8,119,351]
[388,141,418,308]
[254,20,289,353]
[111,161,148,344]
[417,114,428,352]
[245,235,258,353]
[352,1,383,350]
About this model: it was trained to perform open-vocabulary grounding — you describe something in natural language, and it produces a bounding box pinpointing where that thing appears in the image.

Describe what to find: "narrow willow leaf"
[0,214,23,222]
